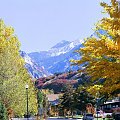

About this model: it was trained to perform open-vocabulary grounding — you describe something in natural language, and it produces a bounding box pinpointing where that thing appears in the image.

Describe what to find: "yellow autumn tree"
[71,0,120,96]
[0,20,38,117]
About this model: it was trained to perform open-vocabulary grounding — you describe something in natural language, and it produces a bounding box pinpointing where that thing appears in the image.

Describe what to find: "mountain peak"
[51,40,70,49]
[28,38,84,76]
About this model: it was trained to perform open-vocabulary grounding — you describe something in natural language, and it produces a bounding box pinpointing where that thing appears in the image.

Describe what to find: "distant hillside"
[35,71,91,93]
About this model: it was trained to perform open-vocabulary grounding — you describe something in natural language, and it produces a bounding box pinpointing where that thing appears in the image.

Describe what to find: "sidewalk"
[12,118,35,120]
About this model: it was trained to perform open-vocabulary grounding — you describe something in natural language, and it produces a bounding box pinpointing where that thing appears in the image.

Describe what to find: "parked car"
[112,112,120,120]
[104,112,112,117]
[83,113,94,120]
[95,110,112,118]
[95,111,102,118]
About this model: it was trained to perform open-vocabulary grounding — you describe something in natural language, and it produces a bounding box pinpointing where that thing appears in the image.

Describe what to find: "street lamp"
[96,98,99,120]
[116,0,120,14]
[96,92,99,120]
[25,84,29,120]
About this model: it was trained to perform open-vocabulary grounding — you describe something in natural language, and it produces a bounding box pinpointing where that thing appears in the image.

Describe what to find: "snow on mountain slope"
[26,31,105,77]
[20,51,50,78]
[48,39,84,56]
[28,39,83,74]
[51,40,70,49]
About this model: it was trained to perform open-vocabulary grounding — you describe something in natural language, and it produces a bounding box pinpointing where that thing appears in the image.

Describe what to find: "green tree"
[59,85,95,115]
[42,94,49,119]
[0,101,8,120]
[0,19,38,117]
[59,84,75,117]
[37,90,44,108]
[74,86,95,112]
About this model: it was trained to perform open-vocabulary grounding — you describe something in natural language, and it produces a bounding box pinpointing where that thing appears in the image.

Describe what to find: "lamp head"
[25,84,29,89]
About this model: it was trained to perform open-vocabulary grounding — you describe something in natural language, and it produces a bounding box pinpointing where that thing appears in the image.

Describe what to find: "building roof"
[46,94,62,101]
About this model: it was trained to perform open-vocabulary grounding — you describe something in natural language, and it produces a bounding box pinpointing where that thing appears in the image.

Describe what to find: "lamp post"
[96,98,99,120]
[96,92,99,120]
[117,0,120,13]
[25,84,29,120]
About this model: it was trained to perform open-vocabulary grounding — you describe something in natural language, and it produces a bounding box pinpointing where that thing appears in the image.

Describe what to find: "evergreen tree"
[74,86,95,112]
[37,90,44,108]
[59,84,75,116]
[59,85,95,115]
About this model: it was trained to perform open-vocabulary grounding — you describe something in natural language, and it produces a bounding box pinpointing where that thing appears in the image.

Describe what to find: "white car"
[83,113,94,120]
[95,112,112,118]
[95,111,102,118]
[104,112,112,117]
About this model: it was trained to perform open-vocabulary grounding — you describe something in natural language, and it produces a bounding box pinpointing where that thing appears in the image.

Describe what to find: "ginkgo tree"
[87,85,103,98]
[0,20,38,117]
[71,0,120,97]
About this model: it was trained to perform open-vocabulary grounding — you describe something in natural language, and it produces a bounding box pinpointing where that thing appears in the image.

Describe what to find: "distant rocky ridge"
[22,30,104,79]
[35,71,91,93]
[20,51,50,79]
[28,39,84,75]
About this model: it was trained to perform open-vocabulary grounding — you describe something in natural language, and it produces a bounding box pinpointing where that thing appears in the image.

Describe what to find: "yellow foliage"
[87,85,103,98]
[71,0,120,96]
[0,19,38,116]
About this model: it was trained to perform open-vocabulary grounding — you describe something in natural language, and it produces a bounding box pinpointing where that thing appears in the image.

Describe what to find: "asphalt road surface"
[47,118,82,120]
[12,118,82,120]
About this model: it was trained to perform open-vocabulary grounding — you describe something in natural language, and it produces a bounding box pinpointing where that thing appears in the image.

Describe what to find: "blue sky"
[0,0,109,53]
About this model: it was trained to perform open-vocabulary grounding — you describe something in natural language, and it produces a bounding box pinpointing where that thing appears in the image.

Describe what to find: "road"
[12,117,82,120]
[48,118,82,120]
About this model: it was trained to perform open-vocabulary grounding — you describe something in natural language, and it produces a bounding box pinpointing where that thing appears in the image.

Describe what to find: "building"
[46,94,62,116]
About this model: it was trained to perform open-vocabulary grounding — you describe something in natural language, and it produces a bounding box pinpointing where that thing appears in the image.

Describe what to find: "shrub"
[0,101,8,120]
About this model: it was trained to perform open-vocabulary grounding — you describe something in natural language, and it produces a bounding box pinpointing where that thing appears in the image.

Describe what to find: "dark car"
[83,113,94,120]
[113,112,120,120]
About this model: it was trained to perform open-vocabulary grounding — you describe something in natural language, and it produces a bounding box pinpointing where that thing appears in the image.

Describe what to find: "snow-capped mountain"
[28,39,84,74]
[20,51,50,79]
[48,39,83,56]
